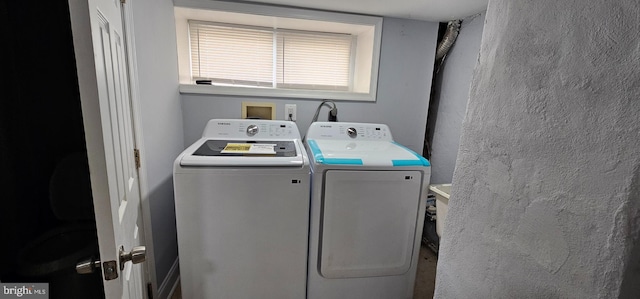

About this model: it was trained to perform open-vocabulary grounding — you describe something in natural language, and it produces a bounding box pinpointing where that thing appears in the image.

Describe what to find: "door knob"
[76,258,101,274]
[76,258,118,280]
[76,246,146,278]
[119,245,146,270]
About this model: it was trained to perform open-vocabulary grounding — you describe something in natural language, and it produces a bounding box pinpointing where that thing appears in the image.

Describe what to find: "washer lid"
[180,139,306,167]
[306,139,429,167]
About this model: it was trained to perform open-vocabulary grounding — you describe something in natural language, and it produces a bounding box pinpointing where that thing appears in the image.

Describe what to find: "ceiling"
[243,0,488,22]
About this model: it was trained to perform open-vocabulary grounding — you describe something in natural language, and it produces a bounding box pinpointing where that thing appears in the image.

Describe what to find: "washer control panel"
[202,120,301,139]
[306,122,392,141]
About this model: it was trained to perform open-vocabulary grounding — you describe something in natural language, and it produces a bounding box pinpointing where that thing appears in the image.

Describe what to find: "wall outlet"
[285,104,297,121]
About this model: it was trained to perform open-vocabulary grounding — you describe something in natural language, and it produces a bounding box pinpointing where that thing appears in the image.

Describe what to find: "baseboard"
[158,258,180,299]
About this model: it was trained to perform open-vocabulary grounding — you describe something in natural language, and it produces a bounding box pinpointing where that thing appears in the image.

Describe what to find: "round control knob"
[246,124,259,136]
[347,127,357,138]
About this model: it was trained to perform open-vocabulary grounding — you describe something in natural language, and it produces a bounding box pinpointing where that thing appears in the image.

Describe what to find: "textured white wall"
[435,0,640,298]
[429,12,485,184]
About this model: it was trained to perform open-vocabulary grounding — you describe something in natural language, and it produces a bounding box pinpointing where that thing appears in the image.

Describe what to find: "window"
[190,22,275,88]
[276,30,354,91]
[189,21,354,91]
[175,1,382,101]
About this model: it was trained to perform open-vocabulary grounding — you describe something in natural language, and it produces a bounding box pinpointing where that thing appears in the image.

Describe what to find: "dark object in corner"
[196,80,212,85]
[422,194,439,254]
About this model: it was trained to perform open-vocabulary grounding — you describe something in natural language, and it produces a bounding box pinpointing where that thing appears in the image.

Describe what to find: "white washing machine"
[173,119,310,299]
[305,122,430,299]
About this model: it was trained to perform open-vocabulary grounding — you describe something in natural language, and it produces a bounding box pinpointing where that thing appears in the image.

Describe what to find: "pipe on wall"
[435,20,462,61]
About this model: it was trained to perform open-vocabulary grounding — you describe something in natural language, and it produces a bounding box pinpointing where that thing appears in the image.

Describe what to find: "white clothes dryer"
[305,122,430,299]
[173,119,310,299]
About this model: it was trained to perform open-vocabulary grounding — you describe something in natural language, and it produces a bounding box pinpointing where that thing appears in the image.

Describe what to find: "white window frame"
[174,0,383,102]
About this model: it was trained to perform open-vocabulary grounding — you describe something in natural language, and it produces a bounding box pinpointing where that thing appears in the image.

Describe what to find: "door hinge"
[147,282,153,299]
[134,149,141,169]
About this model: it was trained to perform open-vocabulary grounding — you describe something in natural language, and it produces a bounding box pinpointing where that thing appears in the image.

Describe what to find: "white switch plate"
[285,104,297,121]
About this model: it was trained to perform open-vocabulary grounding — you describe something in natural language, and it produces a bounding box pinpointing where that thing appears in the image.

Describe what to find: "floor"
[413,244,439,298]
[170,244,438,299]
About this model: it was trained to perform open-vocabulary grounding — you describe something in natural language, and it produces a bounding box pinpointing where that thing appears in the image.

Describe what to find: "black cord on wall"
[303,100,339,142]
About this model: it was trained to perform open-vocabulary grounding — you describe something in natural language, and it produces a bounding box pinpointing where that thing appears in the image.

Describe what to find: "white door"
[68,0,146,298]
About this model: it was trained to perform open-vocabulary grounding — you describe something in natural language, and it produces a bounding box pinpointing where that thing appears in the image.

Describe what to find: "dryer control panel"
[202,119,301,139]
[306,122,393,141]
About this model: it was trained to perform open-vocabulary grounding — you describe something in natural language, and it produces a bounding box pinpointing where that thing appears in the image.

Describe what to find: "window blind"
[276,30,352,91]
[190,22,273,87]
[189,21,354,91]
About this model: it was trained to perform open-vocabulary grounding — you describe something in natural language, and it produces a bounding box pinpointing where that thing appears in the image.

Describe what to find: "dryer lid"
[306,139,429,167]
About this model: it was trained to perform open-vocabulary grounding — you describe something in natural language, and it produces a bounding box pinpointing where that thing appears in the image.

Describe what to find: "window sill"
[178,84,376,102]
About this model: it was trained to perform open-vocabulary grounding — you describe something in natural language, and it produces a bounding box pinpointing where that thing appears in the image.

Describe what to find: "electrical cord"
[328,104,338,122]
[303,100,338,142]
[311,100,337,123]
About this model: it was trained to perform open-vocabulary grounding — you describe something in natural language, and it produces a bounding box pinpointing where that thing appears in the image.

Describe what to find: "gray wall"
[435,0,640,298]
[429,12,485,184]
[128,7,438,293]
[131,0,183,290]
[181,17,438,154]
